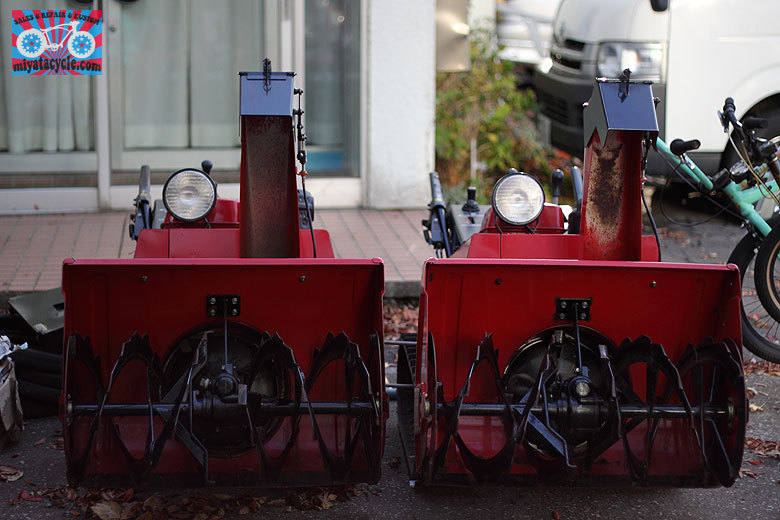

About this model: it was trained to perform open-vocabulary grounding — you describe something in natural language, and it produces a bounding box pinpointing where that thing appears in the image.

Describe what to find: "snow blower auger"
[61,60,386,488]
[400,75,746,487]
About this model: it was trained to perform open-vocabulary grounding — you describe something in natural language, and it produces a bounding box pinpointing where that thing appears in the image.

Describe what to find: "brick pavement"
[0,209,430,299]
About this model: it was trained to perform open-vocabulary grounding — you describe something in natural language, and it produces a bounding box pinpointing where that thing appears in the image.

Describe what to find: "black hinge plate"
[554,297,592,322]
[206,295,240,318]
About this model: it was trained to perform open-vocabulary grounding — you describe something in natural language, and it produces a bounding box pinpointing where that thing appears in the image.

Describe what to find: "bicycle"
[655,97,780,362]
[16,21,95,60]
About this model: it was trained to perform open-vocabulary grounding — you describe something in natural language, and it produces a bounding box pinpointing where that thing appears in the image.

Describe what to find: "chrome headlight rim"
[596,41,665,81]
[491,171,546,226]
[162,168,217,223]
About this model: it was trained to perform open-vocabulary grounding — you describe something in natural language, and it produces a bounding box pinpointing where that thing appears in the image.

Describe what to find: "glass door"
[106,0,360,181]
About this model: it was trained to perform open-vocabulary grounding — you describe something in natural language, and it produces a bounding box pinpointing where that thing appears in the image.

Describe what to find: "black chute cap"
[582,75,659,149]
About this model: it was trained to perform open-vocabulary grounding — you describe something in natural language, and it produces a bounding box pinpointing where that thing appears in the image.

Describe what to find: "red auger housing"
[61,64,386,487]
[404,78,746,487]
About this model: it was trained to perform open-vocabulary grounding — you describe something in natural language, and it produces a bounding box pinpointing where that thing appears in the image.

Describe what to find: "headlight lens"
[597,42,664,80]
[492,172,545,226]
[163,169,217,222]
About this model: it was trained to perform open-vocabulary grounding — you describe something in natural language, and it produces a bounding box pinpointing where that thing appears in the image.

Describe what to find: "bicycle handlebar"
[429,172,446,211]
[722,97,740,129]
[669,138,701,156]
[743,116,768,130]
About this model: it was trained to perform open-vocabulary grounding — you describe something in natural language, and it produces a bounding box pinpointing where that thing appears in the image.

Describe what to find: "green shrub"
[435,32,572,203]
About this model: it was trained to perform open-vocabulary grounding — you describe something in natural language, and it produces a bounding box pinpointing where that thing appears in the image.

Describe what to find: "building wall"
[364,0,434,209]
[0,0,436,213]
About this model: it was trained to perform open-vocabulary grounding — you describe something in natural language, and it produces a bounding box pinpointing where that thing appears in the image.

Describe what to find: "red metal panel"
[239,116,300,258]
[169,229,240,258]
[467,233,659,261]
[134,229,335,260]
[162,199,240,229]
[416,258,741,482]
[480,205,566,234]
[62,258,385,484]
[580,132,644,260]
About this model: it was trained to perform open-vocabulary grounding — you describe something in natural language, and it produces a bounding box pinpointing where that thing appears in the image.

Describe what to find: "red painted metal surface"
[135,228,334,259]
[63,65,382,488]
[579,132,644,260]
[465,233,659,261]
[480,204,565,234]
[408,83,745,486]
[162,199,240,229]
[239,115,300,258]
[62,258,385,485]
[414,258,742,485]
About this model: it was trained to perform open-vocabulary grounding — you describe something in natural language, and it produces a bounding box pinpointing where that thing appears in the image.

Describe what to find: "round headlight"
[163,169,217,222]
[491,172,545,226]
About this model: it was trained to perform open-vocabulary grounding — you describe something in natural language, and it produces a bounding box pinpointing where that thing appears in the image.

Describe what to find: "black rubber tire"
[10,348,62,374]
[18,380,60,403]
[728,228,780,363]
[19,397,58,419]
[15,368,62,389]
[754,223,780,323]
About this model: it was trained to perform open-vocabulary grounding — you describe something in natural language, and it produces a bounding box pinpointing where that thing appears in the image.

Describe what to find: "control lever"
[551,169,564,205]
[201,160,213,175]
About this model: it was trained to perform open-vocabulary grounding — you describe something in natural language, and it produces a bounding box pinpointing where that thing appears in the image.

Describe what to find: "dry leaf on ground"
[0,465,23,482]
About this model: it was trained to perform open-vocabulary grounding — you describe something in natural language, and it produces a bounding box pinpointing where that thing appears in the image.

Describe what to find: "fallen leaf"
[239,506,249,515]
[749,403,765,412]
[32,438,45,447]
[91,501,121,520]
[267,498,287,507]
[18,489,43,502]
[0,465,23,482]
[553,511,562,520]
[143,495,164,511]
[747,460,763,466]
[738,468,764,479]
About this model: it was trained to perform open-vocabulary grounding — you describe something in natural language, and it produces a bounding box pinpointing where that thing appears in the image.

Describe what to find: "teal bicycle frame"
[655,138,777,237]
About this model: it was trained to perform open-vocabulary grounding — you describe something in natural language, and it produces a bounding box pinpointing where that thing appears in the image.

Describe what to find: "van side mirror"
[650,0,668,12]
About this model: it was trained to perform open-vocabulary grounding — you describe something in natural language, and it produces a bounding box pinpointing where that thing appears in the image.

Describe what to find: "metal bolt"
[231,297,238,305]
[299,275,306,282]
[231,308,238,316]
[560,301,567,308]
[650,281,657,288]
[209,297,217,305]
[558,313,566,320]
[208,308,217,317]
[581,301,588,309]
[424,399,431,417]
[495,278,503,285]
[580,313,587,320]
[141,275,148,283]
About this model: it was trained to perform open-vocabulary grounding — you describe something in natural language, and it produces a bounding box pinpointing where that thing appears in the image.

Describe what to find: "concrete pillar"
[364,0,434,209]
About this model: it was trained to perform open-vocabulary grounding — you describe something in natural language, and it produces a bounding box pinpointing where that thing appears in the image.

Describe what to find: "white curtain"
[120,0,263,149]
[0,0,94,153]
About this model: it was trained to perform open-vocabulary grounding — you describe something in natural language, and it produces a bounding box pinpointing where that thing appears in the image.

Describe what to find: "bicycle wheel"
[754,223,780,323]
[16,28,46,58]
[729,227,780,362]
[67,30,95,59]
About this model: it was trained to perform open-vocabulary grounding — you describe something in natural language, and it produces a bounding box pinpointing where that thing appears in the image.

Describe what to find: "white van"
[533,0,780,179]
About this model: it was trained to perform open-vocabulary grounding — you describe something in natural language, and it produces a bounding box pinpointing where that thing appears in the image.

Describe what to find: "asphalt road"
[1,195,779,520]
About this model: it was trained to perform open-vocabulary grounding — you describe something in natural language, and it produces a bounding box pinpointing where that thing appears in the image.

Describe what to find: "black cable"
[301,176,317,258]
[641,185,662,262]
[658,158,742,227]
